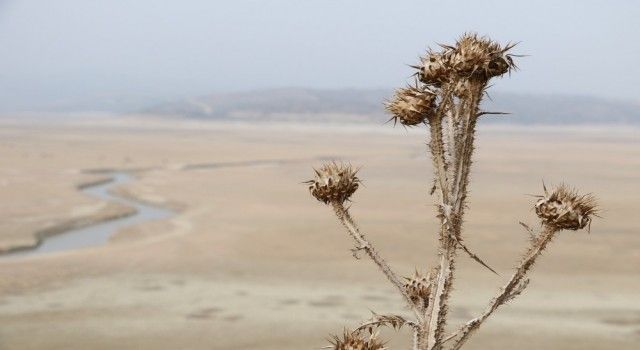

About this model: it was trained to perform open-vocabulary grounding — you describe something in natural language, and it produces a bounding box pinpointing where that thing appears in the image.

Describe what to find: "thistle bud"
[328,330,385,350]
[385,84,436,126]
[535,184,598,231]
[404,268,436,309]
[307,162,360,204]
[404,268,438,308]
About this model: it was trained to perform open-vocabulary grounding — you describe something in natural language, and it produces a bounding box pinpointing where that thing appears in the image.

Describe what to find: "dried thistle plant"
[306,33,599,350]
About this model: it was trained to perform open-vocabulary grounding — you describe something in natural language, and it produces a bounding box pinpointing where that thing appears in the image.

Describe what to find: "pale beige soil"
[0,117,638,349]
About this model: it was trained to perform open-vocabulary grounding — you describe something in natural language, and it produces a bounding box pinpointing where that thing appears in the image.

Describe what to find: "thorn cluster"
[535,184,598,231]
[307,162,360,204]
[328,330,386,350]
[385,83,436,126]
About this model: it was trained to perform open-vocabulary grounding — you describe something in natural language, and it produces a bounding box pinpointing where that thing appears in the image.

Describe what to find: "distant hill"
[142,88,640,125]
[142,88,391,124]
[484,93,640,125]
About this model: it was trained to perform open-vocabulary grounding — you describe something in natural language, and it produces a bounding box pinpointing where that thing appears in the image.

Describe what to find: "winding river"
[7,172,174,258]
[5,157,333,258]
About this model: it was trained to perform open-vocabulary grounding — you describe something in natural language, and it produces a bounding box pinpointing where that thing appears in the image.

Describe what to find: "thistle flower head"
[385,83,436,126]
[450,33,516,80]
[535,184,598,231]
[416,50,452,86]
[327,330,386,350]
[404,268,435,308]
[307,162,360,204]
[415,33,517,86]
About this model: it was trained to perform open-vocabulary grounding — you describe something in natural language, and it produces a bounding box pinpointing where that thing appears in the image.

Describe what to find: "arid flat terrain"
[0,117,638,350]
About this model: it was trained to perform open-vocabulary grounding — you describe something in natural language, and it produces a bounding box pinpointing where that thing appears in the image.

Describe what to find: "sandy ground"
[0,117,638,350]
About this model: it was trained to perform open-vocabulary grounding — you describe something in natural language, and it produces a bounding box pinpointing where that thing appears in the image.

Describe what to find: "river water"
[7,172,174,258]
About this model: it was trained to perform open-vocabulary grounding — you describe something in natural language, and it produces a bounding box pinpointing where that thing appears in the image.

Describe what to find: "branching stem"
[425,84,485,350]
[445,225,559,349]
[331,202,424,322]
[308,35,595,350]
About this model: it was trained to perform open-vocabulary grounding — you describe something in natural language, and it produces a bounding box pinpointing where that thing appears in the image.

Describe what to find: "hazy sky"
[1,0,639,110]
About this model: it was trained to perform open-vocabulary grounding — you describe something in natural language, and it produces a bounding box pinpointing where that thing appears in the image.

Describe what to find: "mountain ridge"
[141,88,640,125]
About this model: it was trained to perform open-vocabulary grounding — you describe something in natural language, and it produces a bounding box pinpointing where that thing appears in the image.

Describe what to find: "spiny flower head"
[449,33,516,80]
[385,83,436,126]
[327,330,386,350]
[535,184,598,231]
[415,49,452,86]
[307,162,360,204]
[415,33,516,86]
[404,268,436,309]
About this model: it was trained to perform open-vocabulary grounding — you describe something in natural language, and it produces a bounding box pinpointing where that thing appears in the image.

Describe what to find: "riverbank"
[2,172,176,258]
[0,118,638,349]
[0,173,137,254]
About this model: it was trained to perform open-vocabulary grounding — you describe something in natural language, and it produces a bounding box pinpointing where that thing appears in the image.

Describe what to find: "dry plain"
[0,116,638,350]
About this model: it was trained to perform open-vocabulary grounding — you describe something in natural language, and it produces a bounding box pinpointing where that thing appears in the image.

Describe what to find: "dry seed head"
[450,33,515,80]
[385,83,436,126]
[404,268,436,309]
[328,330,385,350]
[415,33,516,85]
[416,50,452,86]
[307,162,360,204]
[535,184,598,231]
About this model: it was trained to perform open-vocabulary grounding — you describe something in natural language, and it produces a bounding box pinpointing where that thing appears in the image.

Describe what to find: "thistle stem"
[331,202,424,321]
[426,84,484,350]
[425,228,456,350]
[450,88,482,216]
[429,112,450,203]
[426,83,485,350]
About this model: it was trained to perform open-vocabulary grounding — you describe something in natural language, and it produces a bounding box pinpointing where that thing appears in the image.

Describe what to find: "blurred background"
[0,1,638,349]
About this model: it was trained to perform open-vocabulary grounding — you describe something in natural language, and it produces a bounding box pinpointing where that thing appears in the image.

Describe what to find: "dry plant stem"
[447,225,559,350]
[428,96,451,201]
[425,83,486,350]
[451,86,483,215]
[425,94,455,349]
[424,237,455,350]
[331,201,424,321]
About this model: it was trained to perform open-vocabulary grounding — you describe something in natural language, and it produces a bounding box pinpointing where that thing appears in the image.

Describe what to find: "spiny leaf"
[452,235,498,275]
[354,312,412,334]
[519,221,537,240]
